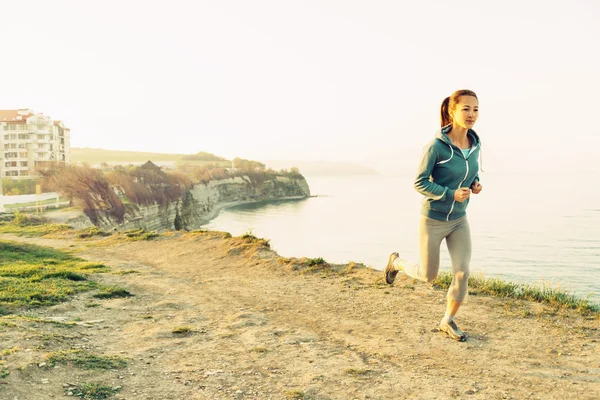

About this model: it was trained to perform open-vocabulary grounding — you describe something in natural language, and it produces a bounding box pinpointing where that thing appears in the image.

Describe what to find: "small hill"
[265,160,380,176]
[71,148,187,164]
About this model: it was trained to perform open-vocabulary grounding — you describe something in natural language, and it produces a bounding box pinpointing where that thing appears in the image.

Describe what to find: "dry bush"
[108,163,192,207]
[39,164,125,225]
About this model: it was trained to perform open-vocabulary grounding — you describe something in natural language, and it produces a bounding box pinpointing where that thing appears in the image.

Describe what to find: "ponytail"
[440,97,451,127]
[440,89,478,127]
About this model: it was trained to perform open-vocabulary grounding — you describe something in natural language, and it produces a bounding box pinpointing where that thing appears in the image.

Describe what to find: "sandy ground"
[1,231,599,400]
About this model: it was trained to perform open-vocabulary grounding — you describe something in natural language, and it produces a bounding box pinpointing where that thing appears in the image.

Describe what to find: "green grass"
[68,382,122,399]
[239,229,271,248]
[171,326,194,334]
[47,349,127,370]
[0,362,9,378]
[76,227,110,239]
[249,347,268,353]
[242,229,257,240]
[285,390,306,399]
[306,257,326,266]
[92,286,133,299]
[0,221,72,237]
[433,271,599,313]
[123,229,159,241]
[0,346,20,356]
[113,270,139,275]
[0,241,111,311]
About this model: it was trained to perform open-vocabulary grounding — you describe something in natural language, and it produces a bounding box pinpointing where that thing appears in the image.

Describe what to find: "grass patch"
[0,241,111,310]
[40,271,87,281]
[69,382,122,399]
[0,362,9,378]
[277,256,347,275]
[123,229,159,241]
[249,347,268,353]
[92,286,133,299]
[1,315,76,327]
[306,257,325,266]
[47,350,127,370]
[433,272,599,314]
[185,229,232,239]
[78,262,110,271]
[76,227,110,239]
[1,346,20,356]
[0,221,72,237]
[285,390,306,399]
[172,326,194,334]
[241,228,256,240]
[239,229,270,248]
[113,270,139,275]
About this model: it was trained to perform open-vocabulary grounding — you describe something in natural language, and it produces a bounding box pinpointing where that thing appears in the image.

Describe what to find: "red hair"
[440,89,478,127]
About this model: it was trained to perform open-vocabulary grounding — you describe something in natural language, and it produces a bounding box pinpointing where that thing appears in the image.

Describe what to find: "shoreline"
[30,193,600,307]
[197,195,308,225]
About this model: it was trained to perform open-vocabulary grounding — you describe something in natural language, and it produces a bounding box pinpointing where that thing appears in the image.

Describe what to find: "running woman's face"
[451,96,479,129]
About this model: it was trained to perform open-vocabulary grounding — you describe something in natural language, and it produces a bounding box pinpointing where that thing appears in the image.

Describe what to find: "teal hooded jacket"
[414,125,481,221]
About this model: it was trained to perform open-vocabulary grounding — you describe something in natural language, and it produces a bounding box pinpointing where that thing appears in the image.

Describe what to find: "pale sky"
[1,0,599,174]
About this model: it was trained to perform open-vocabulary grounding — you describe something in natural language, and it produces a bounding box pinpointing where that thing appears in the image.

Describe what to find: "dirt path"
[2,232,599,400]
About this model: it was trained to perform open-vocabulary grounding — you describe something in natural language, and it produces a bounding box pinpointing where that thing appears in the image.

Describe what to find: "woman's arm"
[414,144,455,201]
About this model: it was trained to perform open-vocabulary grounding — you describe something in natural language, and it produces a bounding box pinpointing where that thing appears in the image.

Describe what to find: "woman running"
[385,89,483,341]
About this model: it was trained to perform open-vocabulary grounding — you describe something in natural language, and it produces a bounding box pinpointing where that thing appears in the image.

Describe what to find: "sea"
[203,172,600,304]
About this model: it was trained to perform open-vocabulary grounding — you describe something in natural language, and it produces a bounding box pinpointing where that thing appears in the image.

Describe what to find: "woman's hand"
[471,181,483,194]
[454,188,471,202]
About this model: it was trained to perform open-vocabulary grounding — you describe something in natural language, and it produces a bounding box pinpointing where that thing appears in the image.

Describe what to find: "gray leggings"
[399,215,471,302]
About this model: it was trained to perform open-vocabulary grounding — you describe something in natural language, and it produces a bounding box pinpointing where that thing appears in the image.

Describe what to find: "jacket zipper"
[446,147,470,221]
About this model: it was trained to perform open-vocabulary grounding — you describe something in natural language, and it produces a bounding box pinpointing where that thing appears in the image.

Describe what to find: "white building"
[0,109,71,179]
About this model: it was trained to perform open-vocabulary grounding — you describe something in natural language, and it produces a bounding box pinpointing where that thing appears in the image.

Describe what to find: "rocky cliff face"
[66,175,310,232]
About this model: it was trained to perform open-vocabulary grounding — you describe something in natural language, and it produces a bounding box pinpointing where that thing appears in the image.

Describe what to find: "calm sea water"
[203,172,600,303]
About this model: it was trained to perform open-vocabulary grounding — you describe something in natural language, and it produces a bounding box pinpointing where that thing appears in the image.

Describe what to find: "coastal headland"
[1,226,599,400]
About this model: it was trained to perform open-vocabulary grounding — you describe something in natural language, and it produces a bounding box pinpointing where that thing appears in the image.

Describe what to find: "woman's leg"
[440,217,472,340]
[399,216,446,282]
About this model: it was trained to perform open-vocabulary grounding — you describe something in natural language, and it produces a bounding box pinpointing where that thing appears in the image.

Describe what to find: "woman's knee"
[454,270,469,284]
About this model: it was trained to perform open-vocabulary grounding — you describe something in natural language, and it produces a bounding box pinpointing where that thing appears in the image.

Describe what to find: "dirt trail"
[1,232,599,400]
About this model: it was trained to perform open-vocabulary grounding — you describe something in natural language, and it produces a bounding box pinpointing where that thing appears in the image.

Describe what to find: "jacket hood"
[436,124,481,148]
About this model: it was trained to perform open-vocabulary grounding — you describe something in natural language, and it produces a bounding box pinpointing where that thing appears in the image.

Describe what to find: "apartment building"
[0,109,71,179]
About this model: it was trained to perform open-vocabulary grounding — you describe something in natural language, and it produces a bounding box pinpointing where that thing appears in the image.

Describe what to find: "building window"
[20,170,29,176]
[18,133,29,139]
[5,161,17,167]
[19,152,28,158]
[4,152,18,158]
[5,170,18,177]
[18,143,26,148]
[20,161,28,167]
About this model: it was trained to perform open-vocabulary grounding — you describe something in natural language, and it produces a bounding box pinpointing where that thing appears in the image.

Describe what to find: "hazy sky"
[1,0,598,174]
